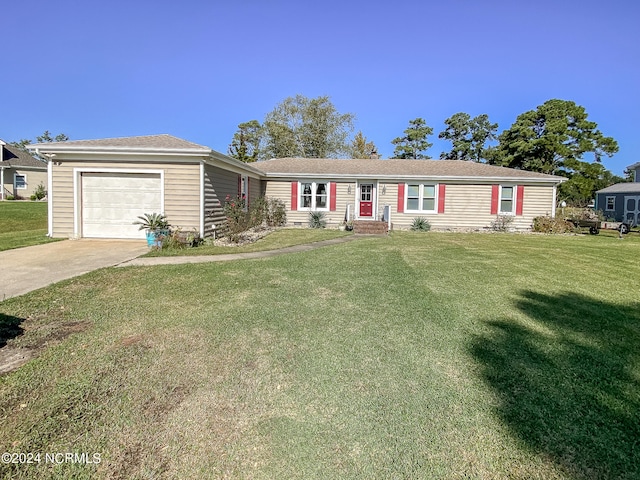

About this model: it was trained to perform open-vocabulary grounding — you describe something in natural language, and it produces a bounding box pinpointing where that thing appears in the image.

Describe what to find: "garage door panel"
[82,172,162,239]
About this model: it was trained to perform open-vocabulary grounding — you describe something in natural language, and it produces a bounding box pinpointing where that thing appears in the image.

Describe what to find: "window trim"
[605,196,615,211]
[404,182,438,213]
[499,185,516,215]
[298,181,330,211]
[14,173,27,190]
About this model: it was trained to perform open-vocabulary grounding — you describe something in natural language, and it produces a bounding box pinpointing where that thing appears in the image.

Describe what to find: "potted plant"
[345,220,354,231]
[133,213,170,248]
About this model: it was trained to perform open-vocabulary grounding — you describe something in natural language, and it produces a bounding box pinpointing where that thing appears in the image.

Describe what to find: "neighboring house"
[594,162,640,227]
[29,134,564,239]
[258,157,563,231]
[0,140,48,199]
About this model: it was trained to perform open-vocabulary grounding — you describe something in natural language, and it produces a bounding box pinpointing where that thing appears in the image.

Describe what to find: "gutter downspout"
[47,155,53,236]
[199,162,205,238]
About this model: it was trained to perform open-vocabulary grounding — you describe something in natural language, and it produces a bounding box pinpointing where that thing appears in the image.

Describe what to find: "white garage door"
[82,172,162,239]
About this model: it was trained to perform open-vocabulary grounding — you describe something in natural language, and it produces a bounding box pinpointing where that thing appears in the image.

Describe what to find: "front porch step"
[353,220,389,235]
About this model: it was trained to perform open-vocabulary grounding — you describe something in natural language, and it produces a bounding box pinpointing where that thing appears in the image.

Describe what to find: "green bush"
[34,182,47,200]
[491,215,514,232]
[533,216,577,234]
[410,217,431,232]
[30,195,37,201]
[308,211,326,229]
[164,228,203,249]
[223,195,248,242]
[266,198,287,227]
[224,195,288,242]
[6,195,14,201]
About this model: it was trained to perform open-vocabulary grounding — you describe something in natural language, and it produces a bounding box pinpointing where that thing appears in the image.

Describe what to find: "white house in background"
[0,140,48,200]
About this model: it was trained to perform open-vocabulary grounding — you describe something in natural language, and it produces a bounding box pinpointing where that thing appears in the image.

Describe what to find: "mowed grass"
[0,202,59,251]
[0,232,639,479]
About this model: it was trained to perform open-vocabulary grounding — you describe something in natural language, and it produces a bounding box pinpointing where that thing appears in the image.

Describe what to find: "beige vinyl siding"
[50,163,75,237]
[522,185,555,220]
[203,164,240,237]
[50,160,200,238]
[264,180,352,227]
[266,180,557,231]
[389,183,554,231]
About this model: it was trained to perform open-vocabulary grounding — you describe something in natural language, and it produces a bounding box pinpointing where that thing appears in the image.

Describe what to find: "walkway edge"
[117,235,369,267]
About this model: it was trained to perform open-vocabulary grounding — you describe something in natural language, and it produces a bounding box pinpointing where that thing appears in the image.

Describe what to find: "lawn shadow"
[470,291,640,479]
[0,313,25,348]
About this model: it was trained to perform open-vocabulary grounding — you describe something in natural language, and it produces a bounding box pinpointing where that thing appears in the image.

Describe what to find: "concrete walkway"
[1,235,369,301]
[1,240,148,301]
[118,235,364,267]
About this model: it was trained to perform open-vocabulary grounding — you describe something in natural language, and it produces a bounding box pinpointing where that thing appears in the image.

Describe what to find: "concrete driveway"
[1,240,148,301]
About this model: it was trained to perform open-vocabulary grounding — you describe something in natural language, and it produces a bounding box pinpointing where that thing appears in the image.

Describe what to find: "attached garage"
[28,135,264,240]
[81,171,163,239]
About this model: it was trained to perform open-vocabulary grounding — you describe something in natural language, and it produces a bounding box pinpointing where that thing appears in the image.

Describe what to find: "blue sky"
[3,0,638,175]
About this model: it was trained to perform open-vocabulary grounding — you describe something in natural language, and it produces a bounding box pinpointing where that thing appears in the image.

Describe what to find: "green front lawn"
[1,232,639,479]
[0,202,59,251]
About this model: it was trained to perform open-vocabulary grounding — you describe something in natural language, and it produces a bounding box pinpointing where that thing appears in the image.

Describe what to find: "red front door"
[359,184,373,217]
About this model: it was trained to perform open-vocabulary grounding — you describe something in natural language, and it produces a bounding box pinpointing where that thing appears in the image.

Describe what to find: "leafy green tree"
[10,131,69,152]
[349,131,378,158]
[37,131,69,143]
[557,160,626,206]
[491,99,618,175]
[262,95,355,159]
[391,118,433,159]
[438,112,498,162]
[228,120,262,163]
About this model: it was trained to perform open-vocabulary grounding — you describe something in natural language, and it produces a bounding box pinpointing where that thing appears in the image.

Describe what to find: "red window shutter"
[397,183,405,213]
[490,185,499,215]
[516,185,524,216]
[330,182,337,211]
[437,184,446,214]
[291,182,298,211]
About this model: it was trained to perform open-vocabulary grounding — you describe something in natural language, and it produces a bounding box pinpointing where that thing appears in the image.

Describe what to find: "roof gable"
[0,144,47,168]
[28,134,210,153]
[596,182,640,194]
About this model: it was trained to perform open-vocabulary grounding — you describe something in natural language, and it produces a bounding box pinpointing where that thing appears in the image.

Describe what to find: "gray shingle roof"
[596,182,640,194]
[1,144,47,168]
[256,158,563,181]
[29,134,210,152]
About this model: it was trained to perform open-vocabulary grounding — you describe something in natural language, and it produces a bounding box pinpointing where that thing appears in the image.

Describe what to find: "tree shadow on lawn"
[470,291,640,479]
[0,313,24,348]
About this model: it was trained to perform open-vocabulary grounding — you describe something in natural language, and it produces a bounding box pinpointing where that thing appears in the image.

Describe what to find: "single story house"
[29,134,564,239]
[594,162,640,227]
[0,140,48,199]
[259,157,563,231]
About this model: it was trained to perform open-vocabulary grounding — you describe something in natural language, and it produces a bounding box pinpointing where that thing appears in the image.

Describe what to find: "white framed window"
[499,185,515,214]
[299,181,328,211]
[14,174,27,190]
[606,196,615,211]
[405,183,437,212]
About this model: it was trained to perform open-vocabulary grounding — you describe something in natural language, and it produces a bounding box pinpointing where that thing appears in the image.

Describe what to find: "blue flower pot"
[146,230,168,248]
